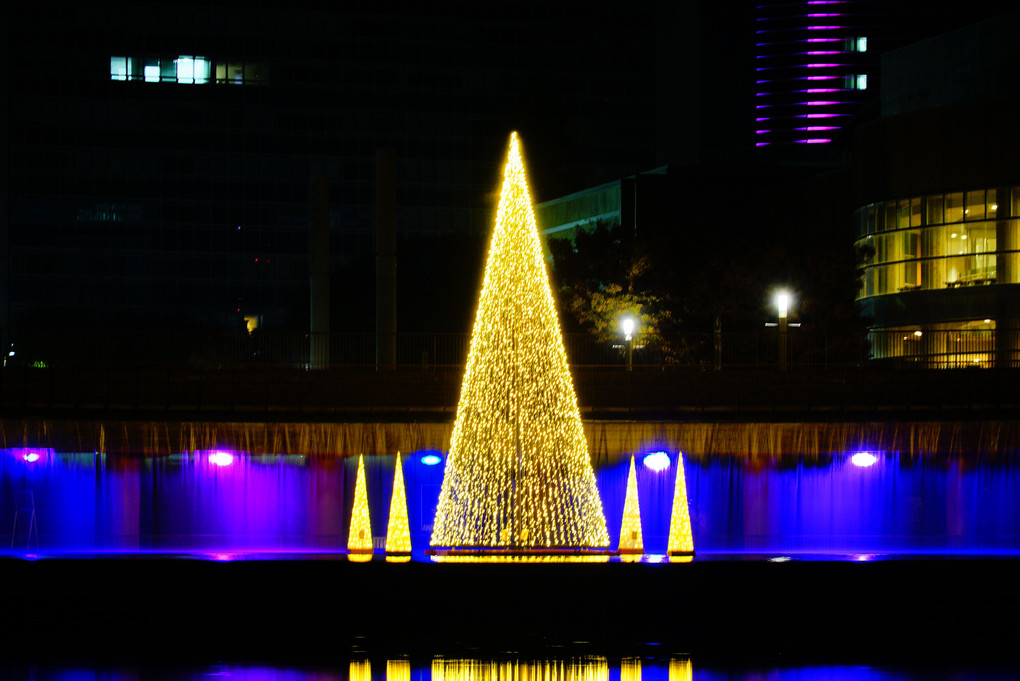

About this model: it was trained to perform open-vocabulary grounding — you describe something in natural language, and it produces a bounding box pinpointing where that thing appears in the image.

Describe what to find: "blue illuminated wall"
[3,448,1020,557]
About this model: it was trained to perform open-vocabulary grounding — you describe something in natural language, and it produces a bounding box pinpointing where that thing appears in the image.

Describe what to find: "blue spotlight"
[643,451,671,472]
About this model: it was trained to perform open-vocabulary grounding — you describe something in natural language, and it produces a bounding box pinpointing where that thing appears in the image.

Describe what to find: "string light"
[430,132,609,551]
[618,456,643,556]
[385,452,412,555]
[347,454,373,559]
[667,452,695,556]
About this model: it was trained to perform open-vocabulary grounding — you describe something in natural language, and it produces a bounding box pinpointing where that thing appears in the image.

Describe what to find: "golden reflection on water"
[347,552,373,563]
[430,555,610,564]
[621,657,641,681]
[431,657,610,681]
[387,659,410,681]
[669,658,692,681]
[350,660,371,681]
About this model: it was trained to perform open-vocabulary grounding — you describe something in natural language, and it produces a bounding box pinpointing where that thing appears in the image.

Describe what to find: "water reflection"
[19,657,1020,681]
[433,657,610,681]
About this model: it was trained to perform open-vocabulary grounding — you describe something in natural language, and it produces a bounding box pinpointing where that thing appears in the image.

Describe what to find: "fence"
[5,328,1020,372]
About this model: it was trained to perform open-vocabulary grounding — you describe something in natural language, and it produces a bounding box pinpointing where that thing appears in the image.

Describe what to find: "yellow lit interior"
[385,452,412,554]
[347,454,373,555]
[667,452,695,555]
[430,132,609,550]
[618,456,643,554]
[431,657,610,681]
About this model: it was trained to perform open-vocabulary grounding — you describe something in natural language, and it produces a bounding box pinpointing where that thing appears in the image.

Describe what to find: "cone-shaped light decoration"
[667,452,695,556]
[430,132,609,551]
[618,456,644,555]
[347,454,373,559]
[385,452,412,555]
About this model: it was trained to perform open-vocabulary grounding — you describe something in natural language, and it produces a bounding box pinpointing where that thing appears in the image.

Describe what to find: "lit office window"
[144,65,160,82]
[175,56,211,84]
[110,56,131,81]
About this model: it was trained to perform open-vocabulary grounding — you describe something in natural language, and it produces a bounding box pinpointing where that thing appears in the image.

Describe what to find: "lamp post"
[776,291,790,371]
[622,317,635,372]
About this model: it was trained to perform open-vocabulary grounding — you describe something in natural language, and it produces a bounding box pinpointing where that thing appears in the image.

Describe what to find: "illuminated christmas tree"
[667,451,695,556]
[430,132,609,551]
[385,452,412,556]
[618,456,643,555]
[347,454,373,560]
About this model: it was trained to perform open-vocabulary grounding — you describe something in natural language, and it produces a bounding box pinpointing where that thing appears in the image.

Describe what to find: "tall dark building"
[3,2,671,337]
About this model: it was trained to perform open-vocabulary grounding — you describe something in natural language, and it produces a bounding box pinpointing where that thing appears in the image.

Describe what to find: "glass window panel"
[927,195,944,225]
[911,197,923,227]
[111,56,128,81]
[965,190,984,221]
[867,205,876,233]
[896,199,910,229]
[987,189,998,219]
[883,202,896,232]
[945,192,964,223]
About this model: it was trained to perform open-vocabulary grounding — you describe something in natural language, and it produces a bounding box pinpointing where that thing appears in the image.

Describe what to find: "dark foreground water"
[5,655,1020,681]
[2,449,1019,557]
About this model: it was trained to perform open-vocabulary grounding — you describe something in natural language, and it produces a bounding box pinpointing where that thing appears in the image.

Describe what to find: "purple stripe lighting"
[808,13,841,17]
[804,88,840,93]
[756,142,770,147]
[798,138,832,144]
[807,51,840,55]
[807,38,841,43]
[797,126,839,131]
[808,63,844,68]
[805,113,845,118]
[805,76,839,81]
[808,26,844,30]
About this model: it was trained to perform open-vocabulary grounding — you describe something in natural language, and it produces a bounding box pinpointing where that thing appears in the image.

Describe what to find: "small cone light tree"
[347,454,373,560]
[618,456,644,555]
[667,451,695,556]
[385,452,412,556]
[430,132,609,551]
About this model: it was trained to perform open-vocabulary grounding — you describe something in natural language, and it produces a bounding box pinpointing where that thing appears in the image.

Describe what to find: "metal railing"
[4,328,1018,372]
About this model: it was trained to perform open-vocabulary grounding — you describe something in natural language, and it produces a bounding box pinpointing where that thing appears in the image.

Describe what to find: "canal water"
[2,448,1018,558]
[6,656,1019,681]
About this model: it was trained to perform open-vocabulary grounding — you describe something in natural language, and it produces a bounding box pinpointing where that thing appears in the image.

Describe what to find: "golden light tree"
[667,451,695,556]
[430,132,609,551]
[385,452,412,556]
[618,456,644,555]
[347,454,373,560]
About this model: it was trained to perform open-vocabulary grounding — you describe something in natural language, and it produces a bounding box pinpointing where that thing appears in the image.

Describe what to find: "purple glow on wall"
[206,450,236,467]
[807,26,844,30]
[807,100,840,105]
[806,51,840,55]
[755,142,770,147]
[804,113,843,118]
[808,63,843,68]
[804,88,839,93]
[805,76,838,81]
[807,38,841,43]
[797,126,839,131]
[808,13,841,17]
[801,138,832,144]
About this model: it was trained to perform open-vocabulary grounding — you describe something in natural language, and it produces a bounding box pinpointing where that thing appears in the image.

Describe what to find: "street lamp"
[622,317,636,372]
[775,290,790,371]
